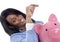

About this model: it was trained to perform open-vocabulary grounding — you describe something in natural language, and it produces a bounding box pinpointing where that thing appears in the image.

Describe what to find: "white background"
[0,0,60,42]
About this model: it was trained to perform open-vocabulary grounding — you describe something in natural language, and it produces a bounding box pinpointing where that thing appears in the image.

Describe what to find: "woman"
[0,4,42,42]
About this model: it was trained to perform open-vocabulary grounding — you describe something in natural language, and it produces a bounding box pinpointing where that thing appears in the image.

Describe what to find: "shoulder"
[10,32,26,42]
[11,31,26,38]
[35,21,44,24]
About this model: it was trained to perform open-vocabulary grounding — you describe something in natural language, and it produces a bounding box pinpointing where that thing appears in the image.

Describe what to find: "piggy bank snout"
[48,28,60,38]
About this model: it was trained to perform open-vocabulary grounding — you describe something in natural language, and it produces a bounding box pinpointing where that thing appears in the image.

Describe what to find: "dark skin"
[6,4,38,30]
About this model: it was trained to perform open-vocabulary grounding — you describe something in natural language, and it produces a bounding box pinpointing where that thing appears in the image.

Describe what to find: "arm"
[26,4,39,30]
[26,4,38,23]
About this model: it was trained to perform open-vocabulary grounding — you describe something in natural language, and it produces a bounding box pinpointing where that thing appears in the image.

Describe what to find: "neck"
[19,24,26,30]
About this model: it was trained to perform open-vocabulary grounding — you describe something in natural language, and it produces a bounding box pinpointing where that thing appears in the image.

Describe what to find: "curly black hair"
[0,8,35,36]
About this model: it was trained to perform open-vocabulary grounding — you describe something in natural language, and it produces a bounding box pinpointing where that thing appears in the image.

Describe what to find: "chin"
[20,23,26,26]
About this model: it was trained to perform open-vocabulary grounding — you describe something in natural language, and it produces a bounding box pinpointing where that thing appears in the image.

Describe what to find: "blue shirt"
[10,29,38,42]
[10,21,43,42]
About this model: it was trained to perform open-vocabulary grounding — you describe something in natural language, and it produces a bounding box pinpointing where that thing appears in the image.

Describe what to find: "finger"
[26,4,38,14]
[30,7,35,14]
[26,4,38,10]
[31,4,39,7]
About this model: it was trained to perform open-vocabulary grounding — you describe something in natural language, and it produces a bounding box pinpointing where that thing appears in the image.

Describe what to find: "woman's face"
[6,14,26,26]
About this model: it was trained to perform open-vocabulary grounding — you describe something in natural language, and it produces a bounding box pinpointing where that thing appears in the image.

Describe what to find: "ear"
[48,14,57,21]
[34,23,43,35]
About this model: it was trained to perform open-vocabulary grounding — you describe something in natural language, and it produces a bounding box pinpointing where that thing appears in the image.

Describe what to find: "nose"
[48,28,60,38]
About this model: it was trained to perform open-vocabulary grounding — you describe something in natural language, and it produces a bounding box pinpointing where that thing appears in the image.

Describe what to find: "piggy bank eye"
[54,23,56,25]
[45,29,48,31]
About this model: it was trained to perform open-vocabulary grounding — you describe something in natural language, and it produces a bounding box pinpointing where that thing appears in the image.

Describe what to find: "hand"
[26,4,38,23]
[26,4,38,18]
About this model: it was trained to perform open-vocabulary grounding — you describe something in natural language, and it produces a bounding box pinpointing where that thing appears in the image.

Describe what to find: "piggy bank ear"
[34,24,43,35]
[49,14,57,21]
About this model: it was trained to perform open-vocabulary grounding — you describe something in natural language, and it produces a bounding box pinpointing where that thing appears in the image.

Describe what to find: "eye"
[45,29,48,31]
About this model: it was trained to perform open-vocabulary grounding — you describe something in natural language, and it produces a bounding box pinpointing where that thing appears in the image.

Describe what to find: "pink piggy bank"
[34,14,60,42]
